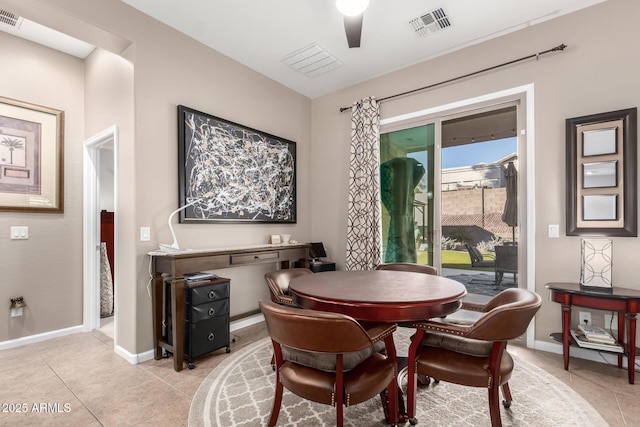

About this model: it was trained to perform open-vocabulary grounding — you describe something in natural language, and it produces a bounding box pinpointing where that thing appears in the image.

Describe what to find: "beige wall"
[0,0,312,354]
[310,0,640,344]
[0,31,85,342]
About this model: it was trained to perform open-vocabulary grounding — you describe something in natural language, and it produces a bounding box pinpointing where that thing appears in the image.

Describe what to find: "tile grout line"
[611,392,627,426]
[39,355,105,427]
[139,365,199,400]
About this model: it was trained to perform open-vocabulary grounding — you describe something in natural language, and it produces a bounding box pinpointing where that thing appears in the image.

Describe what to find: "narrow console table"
[546,282,640,384]
[149,243,309,371]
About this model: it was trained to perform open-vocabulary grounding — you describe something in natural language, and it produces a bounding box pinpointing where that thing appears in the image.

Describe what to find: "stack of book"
[570,324,623,353]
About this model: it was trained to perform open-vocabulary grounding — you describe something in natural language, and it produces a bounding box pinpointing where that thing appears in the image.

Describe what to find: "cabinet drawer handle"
[208,333,215,341]
[208,290,216,299]
[208,307,215,316]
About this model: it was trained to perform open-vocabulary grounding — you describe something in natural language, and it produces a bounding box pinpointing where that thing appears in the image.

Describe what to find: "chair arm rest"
[364,323,397,343]
[413,320,471,337]
[460,301,487,312]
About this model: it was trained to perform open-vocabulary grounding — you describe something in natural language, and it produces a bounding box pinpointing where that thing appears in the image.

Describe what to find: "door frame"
[380,84,536,344]
[83,125,119,337]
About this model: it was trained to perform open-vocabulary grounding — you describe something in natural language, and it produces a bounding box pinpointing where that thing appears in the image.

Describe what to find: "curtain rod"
[339,43,567,113]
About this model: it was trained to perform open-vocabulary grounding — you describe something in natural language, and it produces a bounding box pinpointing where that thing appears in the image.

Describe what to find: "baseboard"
[533,339,632,368]
[116,314,265,365]
[2,314,265,364]
[115,344,155,365]
[230,313,264,331]
[0,325,84,351]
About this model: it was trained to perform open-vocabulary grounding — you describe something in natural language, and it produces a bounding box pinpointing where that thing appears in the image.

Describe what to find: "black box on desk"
[309,261,335,273]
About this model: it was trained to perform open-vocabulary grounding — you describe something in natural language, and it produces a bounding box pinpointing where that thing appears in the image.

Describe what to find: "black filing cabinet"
[166,277,231,368]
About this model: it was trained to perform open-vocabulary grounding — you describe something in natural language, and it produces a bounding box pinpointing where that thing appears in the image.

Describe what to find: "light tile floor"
[0,322,638,426]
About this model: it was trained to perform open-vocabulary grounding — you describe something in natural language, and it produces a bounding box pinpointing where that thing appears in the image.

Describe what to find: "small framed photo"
[270,234,281,244]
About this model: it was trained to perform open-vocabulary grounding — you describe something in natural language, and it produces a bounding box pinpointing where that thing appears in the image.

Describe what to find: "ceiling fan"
[336,0,370,48]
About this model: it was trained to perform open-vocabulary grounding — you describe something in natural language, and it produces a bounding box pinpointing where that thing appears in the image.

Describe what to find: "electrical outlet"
[579,311,591,326]
[140,227,151,242]
[605,313,618,329]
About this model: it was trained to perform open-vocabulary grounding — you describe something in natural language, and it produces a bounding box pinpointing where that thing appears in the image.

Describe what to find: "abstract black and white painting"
[178,105,296,223]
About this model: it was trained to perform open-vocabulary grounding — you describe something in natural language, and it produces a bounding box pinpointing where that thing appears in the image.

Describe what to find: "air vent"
[0,9,23,28]
[282,43,343,78]
[409,7,452,37]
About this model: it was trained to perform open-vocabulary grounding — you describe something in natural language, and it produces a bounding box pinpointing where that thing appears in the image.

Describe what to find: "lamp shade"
[336,0,369,16]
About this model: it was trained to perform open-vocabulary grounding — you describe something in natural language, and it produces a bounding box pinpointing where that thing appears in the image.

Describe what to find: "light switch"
[548,224,560,238]
[140,227,151,241]
[10,226,28,240]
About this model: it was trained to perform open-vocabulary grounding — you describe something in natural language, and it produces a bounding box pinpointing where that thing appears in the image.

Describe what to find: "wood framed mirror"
[566,108,637,236]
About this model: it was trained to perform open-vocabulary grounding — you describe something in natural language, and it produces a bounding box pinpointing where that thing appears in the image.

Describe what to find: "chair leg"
[336,403,344,427]
[501,382,512,409]
[268,379,284,427]
[487,384,503,427]
[407,329,424,425]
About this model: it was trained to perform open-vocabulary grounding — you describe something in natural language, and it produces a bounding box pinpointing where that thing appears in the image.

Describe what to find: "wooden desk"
[150,243,309,371]
[547,282,640,384]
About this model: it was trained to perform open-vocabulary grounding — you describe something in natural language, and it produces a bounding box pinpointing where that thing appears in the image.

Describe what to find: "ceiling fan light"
[335,0,369,17]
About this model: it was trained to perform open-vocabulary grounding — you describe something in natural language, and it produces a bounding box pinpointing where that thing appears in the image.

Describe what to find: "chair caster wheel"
[409,417,418,425]
[503,400,512,409]
[417,374,430,385]
[187,363,196,370]
[226,347,231,353]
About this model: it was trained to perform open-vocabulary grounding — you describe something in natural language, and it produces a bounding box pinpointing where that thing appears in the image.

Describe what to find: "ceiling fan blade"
[343,14,363,48]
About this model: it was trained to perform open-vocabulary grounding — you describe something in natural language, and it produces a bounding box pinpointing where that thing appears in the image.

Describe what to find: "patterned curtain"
[345,97,382,270]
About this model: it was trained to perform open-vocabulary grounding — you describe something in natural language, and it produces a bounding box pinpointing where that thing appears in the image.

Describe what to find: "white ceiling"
[0,1,605,98]
[121,0,605,98]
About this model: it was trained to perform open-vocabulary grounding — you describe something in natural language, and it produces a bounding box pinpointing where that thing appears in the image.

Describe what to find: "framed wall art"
[566,107,637,236]
[177,105,296,223]
[0,96,64,213]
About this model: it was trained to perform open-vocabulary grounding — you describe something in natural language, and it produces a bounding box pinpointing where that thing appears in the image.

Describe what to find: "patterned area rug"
[189,328,608,427]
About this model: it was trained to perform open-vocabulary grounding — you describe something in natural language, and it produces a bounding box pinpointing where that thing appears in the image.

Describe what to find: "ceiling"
[120,0,605,98]
[0,1,604,98]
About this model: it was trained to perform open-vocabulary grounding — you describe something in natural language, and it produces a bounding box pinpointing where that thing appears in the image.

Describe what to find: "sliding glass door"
[380,105,519,285]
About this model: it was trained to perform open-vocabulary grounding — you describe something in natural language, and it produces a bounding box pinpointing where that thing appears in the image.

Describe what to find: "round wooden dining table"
[289,269,467,424]
[289,270,467,323]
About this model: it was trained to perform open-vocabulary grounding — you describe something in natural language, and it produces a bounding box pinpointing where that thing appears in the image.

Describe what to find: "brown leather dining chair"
[260,300,400,427]
[264,268,313,306]
[406,288,542,427]
[376,262,438,276]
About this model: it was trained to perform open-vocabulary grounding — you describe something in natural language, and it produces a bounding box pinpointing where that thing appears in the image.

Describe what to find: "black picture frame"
[566,108,637,236]
[177,105,297,223]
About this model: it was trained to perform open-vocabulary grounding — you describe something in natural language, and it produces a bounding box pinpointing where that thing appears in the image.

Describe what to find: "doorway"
[83,126,118,339]
[379,105,520,296]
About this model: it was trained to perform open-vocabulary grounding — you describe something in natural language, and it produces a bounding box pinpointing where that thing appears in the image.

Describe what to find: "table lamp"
[159,193,211,252]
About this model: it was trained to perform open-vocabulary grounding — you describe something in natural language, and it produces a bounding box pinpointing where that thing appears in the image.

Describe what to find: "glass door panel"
[379,124,435,266]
